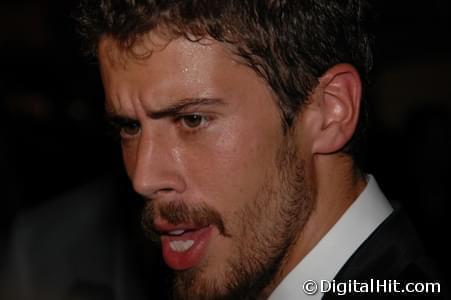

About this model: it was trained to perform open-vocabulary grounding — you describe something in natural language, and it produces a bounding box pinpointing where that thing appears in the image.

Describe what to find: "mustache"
[141,200,231,241]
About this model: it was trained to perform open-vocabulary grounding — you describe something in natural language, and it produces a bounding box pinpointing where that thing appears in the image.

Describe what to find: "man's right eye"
[108,116,141,140]
[119,121,141,138]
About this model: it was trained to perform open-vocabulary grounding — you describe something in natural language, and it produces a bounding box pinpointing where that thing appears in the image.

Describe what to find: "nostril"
[153,188,177,197]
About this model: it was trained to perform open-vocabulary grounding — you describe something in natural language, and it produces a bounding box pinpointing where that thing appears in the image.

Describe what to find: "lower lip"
[161,226,213,270]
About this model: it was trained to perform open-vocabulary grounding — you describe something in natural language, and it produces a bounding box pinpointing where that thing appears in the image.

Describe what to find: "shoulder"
[14,176,119,253]
[326,206,448,299]
[336,207,441,279]
[1,176,121,300]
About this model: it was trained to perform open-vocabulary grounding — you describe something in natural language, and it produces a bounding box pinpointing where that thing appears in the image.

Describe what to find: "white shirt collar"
[268,175,393,300]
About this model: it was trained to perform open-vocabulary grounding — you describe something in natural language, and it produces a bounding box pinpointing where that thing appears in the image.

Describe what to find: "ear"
[308,64,362,154]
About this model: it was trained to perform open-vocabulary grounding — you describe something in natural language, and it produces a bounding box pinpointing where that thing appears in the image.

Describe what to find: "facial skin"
[99,32,360,299]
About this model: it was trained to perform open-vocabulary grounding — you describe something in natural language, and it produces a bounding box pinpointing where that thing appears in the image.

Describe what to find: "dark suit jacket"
[324,207,448,299]
[0,176,169,300]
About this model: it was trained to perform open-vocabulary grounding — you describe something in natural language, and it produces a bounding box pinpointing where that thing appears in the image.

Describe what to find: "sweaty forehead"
[98,31,269,117]
[98,32,236,72]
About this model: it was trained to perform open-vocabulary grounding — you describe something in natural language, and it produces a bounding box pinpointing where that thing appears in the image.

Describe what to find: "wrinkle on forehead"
[99,31,254,119]
[99,32,173,117]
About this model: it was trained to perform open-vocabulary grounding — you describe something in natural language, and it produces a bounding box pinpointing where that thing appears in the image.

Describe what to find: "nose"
[130,130,186,199]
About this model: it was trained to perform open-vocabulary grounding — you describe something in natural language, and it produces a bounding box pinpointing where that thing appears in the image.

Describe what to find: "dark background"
[1,0,450,289]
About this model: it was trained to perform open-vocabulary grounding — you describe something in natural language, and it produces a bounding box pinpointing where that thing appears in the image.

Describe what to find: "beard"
[141,132,315,300]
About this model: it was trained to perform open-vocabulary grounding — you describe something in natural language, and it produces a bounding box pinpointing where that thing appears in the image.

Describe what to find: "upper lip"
[153,220,207,235]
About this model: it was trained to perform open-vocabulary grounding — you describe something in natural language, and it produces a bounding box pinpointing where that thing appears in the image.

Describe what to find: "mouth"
[155,222,214,270]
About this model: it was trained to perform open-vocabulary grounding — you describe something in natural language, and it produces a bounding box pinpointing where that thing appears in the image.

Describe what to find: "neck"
[262,154,367,298]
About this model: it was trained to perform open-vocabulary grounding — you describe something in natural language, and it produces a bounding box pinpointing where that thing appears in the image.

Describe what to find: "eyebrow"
[147,97,226,119]
[106,97,226,123]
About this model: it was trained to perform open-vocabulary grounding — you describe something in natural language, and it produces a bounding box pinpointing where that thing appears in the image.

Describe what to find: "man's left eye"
[179,114,206,129]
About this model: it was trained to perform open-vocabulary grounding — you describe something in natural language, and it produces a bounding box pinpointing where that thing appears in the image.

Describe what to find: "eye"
[119,120,141,139]
[121,122,140,137]
[112,119,141,140]
[107,116,141,141]
[179,114,207,129]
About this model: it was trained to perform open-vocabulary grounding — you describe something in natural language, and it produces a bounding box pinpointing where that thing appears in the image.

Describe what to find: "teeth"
[169,240,194,252]
[169,229,186,236]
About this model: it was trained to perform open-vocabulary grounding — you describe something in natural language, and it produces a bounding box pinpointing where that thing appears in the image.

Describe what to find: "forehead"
[97,31,277,116]
[98,32,238,77]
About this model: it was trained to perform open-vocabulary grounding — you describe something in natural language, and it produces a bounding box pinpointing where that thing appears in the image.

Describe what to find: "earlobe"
[311,64,362,154]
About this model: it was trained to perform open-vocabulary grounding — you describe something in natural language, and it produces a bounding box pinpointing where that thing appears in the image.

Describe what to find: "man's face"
[99,33,315,299]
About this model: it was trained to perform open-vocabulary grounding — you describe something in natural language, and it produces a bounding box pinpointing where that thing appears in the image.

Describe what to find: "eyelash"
[175,114,210,131]
[111,120,140,140]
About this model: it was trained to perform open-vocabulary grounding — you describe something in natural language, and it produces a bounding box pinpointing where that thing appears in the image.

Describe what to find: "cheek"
[183,119,281,212]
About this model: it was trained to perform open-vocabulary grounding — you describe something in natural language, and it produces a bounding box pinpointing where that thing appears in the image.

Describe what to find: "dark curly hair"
[75,0,375,164]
